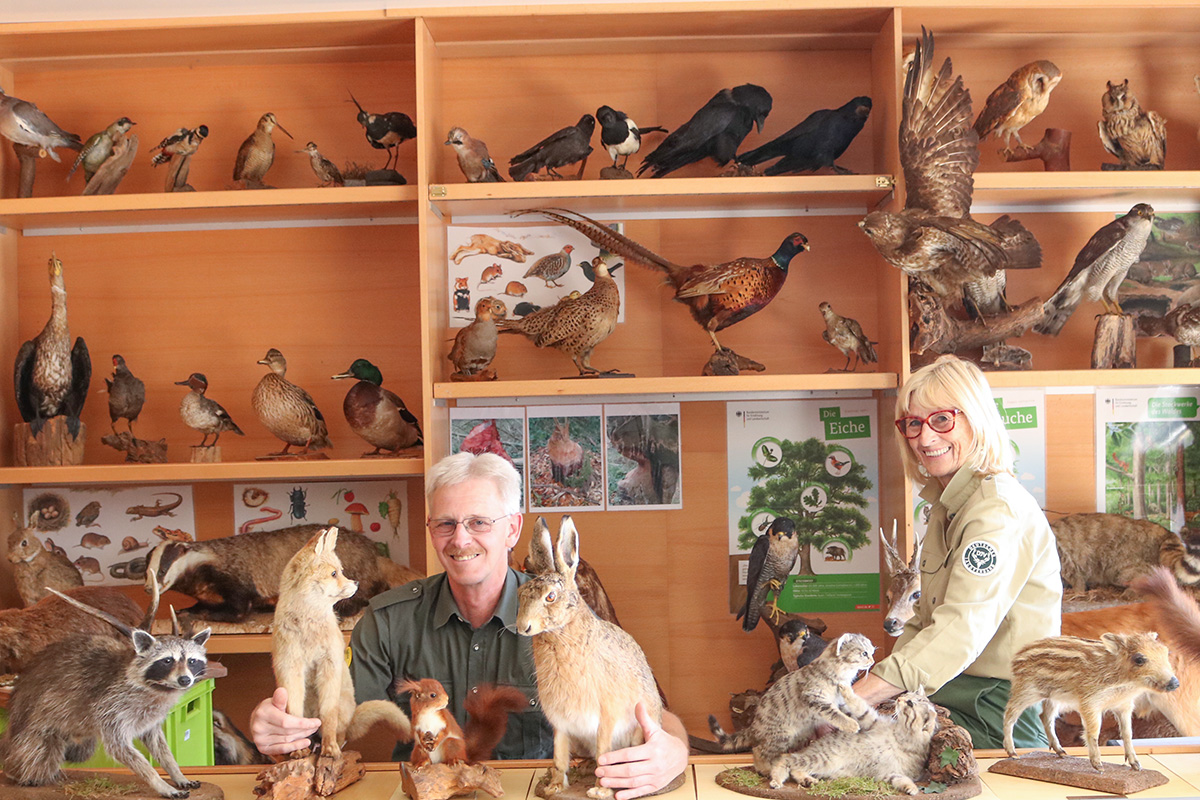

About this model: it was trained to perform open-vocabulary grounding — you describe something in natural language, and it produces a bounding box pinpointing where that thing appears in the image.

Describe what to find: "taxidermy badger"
[0,581,210,798]
[146,523,418,622]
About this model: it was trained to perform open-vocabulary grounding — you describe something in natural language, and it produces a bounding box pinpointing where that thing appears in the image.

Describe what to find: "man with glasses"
[250,451,689,799]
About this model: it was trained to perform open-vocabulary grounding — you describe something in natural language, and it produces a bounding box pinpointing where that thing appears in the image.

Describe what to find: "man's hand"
[250,687,322,755]
[594,703,689,800]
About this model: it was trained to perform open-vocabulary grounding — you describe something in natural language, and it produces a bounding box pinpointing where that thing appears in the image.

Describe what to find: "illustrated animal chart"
[527,405,604,512]
[605,403,682,510]
[446,223,626,327]
[232,480,411,565]
[449,406,527,511]
[726,397,879,614]
[21,485,195,586]
[911,388,1047,540]
[1118,211,1200,317]
[1096,386,1200,532]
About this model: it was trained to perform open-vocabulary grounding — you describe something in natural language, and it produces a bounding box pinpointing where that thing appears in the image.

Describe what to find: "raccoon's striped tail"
[707,715,752,753]
[345,700,412,744]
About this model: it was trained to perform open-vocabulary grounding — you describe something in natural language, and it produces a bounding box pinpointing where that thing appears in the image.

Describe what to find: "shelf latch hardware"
[875,175,895,189]
[429,185,447,198]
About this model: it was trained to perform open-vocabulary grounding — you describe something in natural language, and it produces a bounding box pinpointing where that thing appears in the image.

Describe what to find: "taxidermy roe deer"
[882,521,922,637]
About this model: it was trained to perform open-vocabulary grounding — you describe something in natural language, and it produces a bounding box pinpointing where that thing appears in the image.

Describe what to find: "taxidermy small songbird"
[105,354,145,434]
[445,127,503,182]
[14,254,91,439]
[523,244,574,288]
[596,105,667,170]
[1034,203,1155,336]
[175,373,244,447]
[449,297,508,380]
[858,29,1041,303]
[776,618,828,673]
[819,302,877,372]
[638,84,773,178]
[252,348,331,455]
[739,516,798,632]
[1099,79,1167,170]
[0,88,82,162]
[736,96,872,175]
[233,112,292,185]
[298,141,342,186]
[508,114,596,181]
[332,358,423,456]
[67,117,136,183]
[150,125,208,166]
[973,61,1063,150]
[350,93,416,171]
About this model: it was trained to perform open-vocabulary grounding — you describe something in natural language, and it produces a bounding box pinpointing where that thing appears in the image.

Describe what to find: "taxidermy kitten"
[708,632,876,785]
[778,689,939,794]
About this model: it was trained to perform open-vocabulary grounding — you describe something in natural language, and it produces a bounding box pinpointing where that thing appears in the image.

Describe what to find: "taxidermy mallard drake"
[332,358,423,456]
[14,254,91,438]
[251,348,330,455]
[175,372,244,447]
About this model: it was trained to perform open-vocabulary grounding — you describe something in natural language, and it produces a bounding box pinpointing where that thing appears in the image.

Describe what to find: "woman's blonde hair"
[895,355,1013,484]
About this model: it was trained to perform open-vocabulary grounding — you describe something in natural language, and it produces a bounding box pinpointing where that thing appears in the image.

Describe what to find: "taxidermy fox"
[272,527,412,770]
[398,677,528,767]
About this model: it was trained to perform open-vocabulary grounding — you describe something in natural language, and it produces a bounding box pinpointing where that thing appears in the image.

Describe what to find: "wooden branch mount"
[399,761,504,800]
[83,133,138,195]
[14,418,86,466]
[1001,128,1071,171]
[1092,314,1136,368]
[908,290,1044,370]
[101,430,168,463]
[254,750,366,799]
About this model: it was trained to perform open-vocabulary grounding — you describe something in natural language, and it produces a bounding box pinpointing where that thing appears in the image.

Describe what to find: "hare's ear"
[555,516,579,582]
[527,517,554,575]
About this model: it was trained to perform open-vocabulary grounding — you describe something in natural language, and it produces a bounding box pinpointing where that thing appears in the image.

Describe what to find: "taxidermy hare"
[517,516,663,799]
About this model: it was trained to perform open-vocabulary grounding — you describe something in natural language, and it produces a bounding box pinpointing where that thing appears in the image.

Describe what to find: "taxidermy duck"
[106,354,145,434]
[14,253,91,438]
[251,348,331,455]
[175,372,244,447]
[332,358,423,456]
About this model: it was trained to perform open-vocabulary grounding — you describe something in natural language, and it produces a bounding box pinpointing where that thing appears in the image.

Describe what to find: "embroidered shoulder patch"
[962,541,999,576]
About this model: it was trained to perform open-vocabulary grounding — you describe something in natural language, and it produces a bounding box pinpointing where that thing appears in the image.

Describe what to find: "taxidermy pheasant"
[14,254,91,439]
[496,255,621,375]
[513,208,808,354]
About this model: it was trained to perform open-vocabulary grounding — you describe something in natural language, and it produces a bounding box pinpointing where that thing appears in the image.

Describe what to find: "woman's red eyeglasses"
[895,409,960,439]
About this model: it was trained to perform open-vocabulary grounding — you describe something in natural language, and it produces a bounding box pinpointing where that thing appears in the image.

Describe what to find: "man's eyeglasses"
[894,409,960,439]
[426,514,512,538]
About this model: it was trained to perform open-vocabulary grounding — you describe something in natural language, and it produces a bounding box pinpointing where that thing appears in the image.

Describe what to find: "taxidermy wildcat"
[0,582,210,798]
[777,689,939,794]
[708,632,876,784]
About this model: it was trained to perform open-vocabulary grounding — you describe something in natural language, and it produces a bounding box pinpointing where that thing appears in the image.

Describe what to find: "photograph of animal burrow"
[605,404,682,510]
[527,406,604,511]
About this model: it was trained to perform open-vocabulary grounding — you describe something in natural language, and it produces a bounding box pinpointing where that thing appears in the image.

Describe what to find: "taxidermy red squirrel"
[397,677,527,766]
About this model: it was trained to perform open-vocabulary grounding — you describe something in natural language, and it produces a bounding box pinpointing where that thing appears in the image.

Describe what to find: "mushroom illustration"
[344,501,369,532]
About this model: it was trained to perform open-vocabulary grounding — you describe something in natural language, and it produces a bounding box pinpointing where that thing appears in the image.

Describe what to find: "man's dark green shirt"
[349,568,554,760]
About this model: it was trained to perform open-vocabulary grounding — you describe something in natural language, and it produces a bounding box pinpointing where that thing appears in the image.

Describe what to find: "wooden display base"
[534,761,685,800]
[1092,313,1136,368]
[714,768,981,800]
[190,444,223,462]
[450,368,498,382]
[562,371,636,380]
[101,431,167,463]
[0,770,223,799]
[988,751,1168,794]
[399,761,503,800]
[14,418,86,466]
[255,750,366,798]
[703,348,766,376]
[361,445,423,459]
[255,451,330,461]
[599,166,634,180]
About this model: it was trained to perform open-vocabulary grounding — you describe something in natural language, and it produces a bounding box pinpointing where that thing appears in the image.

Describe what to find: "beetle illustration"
[288,486,309,522]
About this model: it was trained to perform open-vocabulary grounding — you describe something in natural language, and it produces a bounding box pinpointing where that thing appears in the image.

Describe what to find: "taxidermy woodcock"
[858,28,1042,316]
[332,358,423,456]
[0,88,82,161]
[233,112,292,186]
[14,254,91,439]
[496,245,622,376]
[106,354,145,434]
[175,372,244,447]
[67,117,136,183]
[514,208,808,368]
[252,348,331,455]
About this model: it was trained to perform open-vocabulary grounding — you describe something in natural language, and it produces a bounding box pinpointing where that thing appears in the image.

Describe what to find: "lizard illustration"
[126,492,184,521]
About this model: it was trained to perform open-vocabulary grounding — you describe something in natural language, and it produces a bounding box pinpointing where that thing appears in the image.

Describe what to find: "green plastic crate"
[0,678,214,769]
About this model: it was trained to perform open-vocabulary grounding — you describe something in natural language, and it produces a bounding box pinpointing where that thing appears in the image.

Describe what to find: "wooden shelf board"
[901,5,1200,44]
[0,457,423,487]
[0,186,418,231]
[431,175,893,220]
[985,368,1200,388]
[435,372,898,400]
[972,171,1200,210]
[205,630,351,655]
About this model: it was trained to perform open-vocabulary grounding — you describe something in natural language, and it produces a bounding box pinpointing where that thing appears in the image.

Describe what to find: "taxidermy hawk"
[739,516,798,632]
[858,28,1041,311]
[1034,203,1155,336]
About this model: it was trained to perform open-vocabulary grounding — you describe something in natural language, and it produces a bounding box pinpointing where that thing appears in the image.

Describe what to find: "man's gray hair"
[425,452,522,515]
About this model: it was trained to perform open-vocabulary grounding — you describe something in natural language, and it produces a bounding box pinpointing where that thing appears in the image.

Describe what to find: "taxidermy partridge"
[14,254,91,439]
[332,358,423,456]
[175,373,244,447]
[514,208,807,353]
[252,348,331,455]
[0,89,82,161]
[105,354,145,434]
[523,244,574,288]
[68,117,136,183]
[449,297,507,380]
[819,302,877,372]
[496,256,621,375]
[234,112,292,185]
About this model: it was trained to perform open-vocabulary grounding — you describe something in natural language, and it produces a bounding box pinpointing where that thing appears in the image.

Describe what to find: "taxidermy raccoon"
[145,523,419,622]
[212,709,271,765]
[0,581,211,798]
